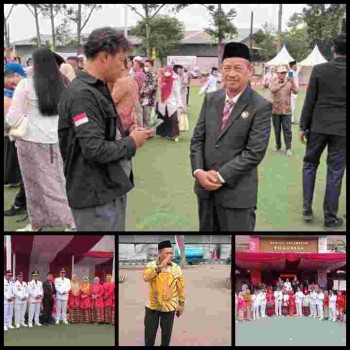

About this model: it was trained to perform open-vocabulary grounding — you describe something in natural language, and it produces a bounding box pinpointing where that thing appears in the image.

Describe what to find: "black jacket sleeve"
[69,89,136,164]
[299,66,319,132]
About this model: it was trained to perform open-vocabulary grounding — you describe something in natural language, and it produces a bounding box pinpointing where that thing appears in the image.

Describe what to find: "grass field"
[4,323,115,346]
[4,86,346,231]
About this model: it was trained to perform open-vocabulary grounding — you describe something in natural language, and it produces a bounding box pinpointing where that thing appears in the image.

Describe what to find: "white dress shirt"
[329,295,337,308]
[295,291,304,303]
[4,278,15,305]
[28,279,43,303]
[55,277,71,301]
[14,280,29,304]
[199,74,218,94]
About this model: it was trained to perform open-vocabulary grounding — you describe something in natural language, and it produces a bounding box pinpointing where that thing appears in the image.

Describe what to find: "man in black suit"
[42,272,56,326]
[299,33,346,228]
[190,42,272,231]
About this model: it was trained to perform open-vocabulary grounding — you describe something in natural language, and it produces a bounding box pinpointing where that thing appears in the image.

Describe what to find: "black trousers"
[187,86,190,106]
[14,181,26,208]
[303,132,346,223]
[42,297,54,324]
[197,196,256,231]
[272,114,292,150]
[144,307,176,346]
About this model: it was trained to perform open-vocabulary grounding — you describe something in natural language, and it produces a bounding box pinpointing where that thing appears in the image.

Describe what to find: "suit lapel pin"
[241,110,249,119]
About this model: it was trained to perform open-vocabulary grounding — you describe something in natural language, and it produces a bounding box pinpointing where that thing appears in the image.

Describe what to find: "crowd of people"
[235,277,346,323]
[3,28,346,231]
[4,269,115,331]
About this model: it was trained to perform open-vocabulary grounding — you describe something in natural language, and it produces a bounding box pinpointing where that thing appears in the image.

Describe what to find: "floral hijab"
[80,276,90,294]
[71,274,80,295]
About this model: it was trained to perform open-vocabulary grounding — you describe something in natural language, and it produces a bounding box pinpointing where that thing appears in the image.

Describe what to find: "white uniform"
[290,70,299,123]
[283,294,289,316]
[252,294,260,320]
[28,279,43,326]
[274,290,282,316]
[283,281,292,291]
[4,278,15,329]
[14,280,29,327]
[329,294,337,321]
[295,291,304,316]
[310,291,317,318]
[316,292,324,319]
[55,277,71,322]
[199,74,218,95]
[260,292,267,317]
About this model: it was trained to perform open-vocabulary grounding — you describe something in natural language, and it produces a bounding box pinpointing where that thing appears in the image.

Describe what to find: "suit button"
[215,144,220,149]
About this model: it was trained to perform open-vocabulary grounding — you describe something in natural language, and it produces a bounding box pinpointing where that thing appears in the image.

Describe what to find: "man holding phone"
[143,240,185,346]
[269,64,298,156]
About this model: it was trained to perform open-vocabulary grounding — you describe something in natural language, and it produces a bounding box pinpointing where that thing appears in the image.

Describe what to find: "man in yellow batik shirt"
[143,240,185,346]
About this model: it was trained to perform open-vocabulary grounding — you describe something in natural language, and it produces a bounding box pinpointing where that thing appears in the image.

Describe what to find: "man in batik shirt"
[143,240,185,346]
[140,59,158,127]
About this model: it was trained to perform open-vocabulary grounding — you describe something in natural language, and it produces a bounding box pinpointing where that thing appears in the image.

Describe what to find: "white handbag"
[8,114,28,141]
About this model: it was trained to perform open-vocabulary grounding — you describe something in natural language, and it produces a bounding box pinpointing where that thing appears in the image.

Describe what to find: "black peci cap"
[158,240,172,250]
[222,42,251,63]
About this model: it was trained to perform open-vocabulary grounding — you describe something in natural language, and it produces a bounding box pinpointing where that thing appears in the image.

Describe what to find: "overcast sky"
[5,4,307,42]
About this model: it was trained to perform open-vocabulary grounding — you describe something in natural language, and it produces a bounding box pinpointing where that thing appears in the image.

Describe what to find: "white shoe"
[4,326,8,331]
[8,325,15,329]
[28,324,33,328]
[35,322,42,326]
[63,320,69,325]
[15,324,20,329]
[55,320,60,325]
[319,318,323,320]
[174,136,180,143]
[21,323,28,327]
[332,319,336,322]
[16,223,41,232]
[286,149,293,156]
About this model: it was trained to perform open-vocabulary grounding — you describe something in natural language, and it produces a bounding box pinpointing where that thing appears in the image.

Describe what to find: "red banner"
[251,269,261,285]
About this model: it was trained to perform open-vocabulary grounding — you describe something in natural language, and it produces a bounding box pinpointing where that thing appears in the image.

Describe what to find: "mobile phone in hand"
[288,71,293,78]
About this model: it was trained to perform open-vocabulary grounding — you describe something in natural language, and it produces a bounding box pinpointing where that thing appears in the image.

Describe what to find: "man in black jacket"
[190,42,272,231]
[58,27,152,231]
[299,33,346,228]
[42,272,56,326]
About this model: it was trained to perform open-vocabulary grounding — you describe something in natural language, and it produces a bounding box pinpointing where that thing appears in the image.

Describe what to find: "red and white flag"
[175,235,184,254]
[73,113,89,127]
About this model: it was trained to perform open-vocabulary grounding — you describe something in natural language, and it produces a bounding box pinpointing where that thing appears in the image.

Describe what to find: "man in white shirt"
[329,290,337,322]
[28,270,43,327]
[283,278,292,292]
[54,268,71,325]
[316,289,324,320]
[199,67,219,95]
[14,271,29,328]
[295,287,304,317]
[259,289,267,318]
[309,288,318,318]
[274,287,283,316]
[4,269,15,331]
[288,61,299,124]
[252,290,260,320]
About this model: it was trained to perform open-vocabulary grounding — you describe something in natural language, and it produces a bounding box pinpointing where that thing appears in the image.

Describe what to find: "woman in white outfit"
[309,289,317,318]
[252,290,260,320]
[295,287,304,317]
[274,287,282,316]
[260,289,267,317]
[329,290,337,322]
[316,289,324,320]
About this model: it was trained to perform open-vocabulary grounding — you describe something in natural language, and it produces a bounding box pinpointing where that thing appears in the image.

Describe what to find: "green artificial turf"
[4,86,346,231]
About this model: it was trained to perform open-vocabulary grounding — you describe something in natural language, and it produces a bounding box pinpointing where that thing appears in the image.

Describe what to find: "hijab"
[71,274,80,295]
[80,276,90,294]
[160,66,175,102]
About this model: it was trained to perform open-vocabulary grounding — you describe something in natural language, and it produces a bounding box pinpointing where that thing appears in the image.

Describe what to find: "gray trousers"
[72,196,126,231]
[272,114,292,150]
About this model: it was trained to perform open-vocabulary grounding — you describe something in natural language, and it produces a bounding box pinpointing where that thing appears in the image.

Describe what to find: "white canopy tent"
[297,45,327,85]
[266,45,295,66]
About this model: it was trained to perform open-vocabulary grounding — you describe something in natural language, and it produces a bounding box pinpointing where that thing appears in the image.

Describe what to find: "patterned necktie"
[221,99,235,130]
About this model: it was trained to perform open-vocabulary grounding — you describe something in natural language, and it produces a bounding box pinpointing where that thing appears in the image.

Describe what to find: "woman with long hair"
[79,276,91,323]
[103,274,115,324]
[68,274,81,323]
[6,47,76,231]
[156,66,183,142]
[90,276,104,323]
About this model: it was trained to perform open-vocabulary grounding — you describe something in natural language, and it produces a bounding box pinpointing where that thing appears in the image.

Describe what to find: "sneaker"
[28,324,33,328]
[15,324,20,329]
[63,320,69,325]
[286,149,293,156]
[4,205,26,217]
[273,147,281,152]
[16,224,41,232]
[4,326,8,331]
[35,322,42,326]
[21,323,28,327]
[8,325,15,329]
[174,136,180,143]
[324,218,344,229]
[319,318,323,320]
[303,208,314,222]
[55,320,60,325]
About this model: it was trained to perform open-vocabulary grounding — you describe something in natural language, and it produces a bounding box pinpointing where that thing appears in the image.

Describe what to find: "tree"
[39,5,67,51]
[4,4,17,48]
[55,18,74,47]
[131,15,185,64]
[66,4,102,45]
[203,5,238,66]
[255,22,277,61]
[25,4,42,46]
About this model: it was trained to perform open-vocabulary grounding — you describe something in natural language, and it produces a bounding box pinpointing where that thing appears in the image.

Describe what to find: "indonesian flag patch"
[73,113,89,127]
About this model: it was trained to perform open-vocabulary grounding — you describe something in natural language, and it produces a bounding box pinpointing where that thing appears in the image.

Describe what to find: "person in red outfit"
[68,274,81,323]
[337,291,345,322]
[79,276,91,323]
[266,288,275,316]
[289,290,296,316]
[103,274,115,324]
[323,290,329,320]
[90,276,104,323]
